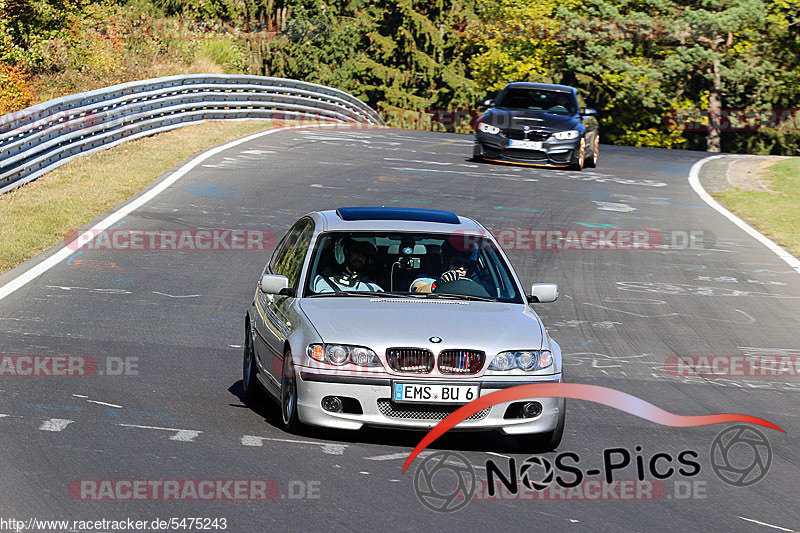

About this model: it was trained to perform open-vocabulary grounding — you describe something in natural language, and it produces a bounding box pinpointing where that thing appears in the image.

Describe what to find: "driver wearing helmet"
[410,241,477,294]
[312,237,383,293]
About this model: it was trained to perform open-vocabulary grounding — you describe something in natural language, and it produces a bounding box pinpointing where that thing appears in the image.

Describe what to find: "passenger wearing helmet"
[312,237,383,293]
[410,240,478,294]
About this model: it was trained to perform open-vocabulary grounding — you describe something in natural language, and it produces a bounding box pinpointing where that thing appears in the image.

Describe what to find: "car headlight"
[307,344,382,367]
[552,130,579,140]
[478,122,501,135]
[488,350,553,371]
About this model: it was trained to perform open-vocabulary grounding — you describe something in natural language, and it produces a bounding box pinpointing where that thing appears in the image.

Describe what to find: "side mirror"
[481,98,494,108]
[527,283,558,303]
[260,274,291,295]
[582,108,597,116]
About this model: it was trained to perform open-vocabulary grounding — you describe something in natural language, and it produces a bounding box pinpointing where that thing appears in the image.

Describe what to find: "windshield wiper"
[423,293,495,302]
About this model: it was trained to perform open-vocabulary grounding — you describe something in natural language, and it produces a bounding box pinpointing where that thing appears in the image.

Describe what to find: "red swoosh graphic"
[402,383,783,472]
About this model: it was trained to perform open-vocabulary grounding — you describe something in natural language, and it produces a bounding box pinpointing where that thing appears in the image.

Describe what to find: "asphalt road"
[1,126,799,532]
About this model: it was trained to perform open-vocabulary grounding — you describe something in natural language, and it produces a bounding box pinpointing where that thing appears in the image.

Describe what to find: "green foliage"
[0,0,797,153]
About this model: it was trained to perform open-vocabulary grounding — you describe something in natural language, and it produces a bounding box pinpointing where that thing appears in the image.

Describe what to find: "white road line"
[0,123,357,302]
[0,414,8,418]
[85,399,122,408]
[39,418,73,432]
[152,291,202,298]
[365,451,433,461]
[116,423,202,442]
[689,155,800,275]
[737,516,796,532]
[240,435,348,455]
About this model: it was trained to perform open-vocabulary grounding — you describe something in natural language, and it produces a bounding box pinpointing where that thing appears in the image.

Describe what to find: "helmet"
[334,237,376,266]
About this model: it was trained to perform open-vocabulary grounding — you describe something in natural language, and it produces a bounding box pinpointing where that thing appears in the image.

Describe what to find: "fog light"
[321,396,343,413]
[522,401,542,418]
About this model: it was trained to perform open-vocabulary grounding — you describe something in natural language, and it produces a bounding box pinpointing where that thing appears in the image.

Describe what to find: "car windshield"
[304,232,524,303]
[495,88,577,115]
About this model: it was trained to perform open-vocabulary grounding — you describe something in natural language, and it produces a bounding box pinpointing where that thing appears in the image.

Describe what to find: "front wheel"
[569,137,586,171]
[242,324,263,404]
[281,349,303,433]
[516,400,566,453]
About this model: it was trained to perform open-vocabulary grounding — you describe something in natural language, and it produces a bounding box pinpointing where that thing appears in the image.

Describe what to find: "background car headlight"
[307,344,382,367]
[489,350,553,371]
[552,130,579,140]
[478,122,501,135]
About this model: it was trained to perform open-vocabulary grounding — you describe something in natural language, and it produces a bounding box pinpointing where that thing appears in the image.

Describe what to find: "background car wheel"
[585,134,599,168]
[242,324,263,404]
[281,349,303,433]
[516,400,566,453]
[569,138,585,171]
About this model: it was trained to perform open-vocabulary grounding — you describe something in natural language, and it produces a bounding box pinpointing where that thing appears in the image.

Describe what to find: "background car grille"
[377,399,490,421]
[504,129,550,141]
[386,348,434,373]
[438,349,484,375]
[504,149,547,160]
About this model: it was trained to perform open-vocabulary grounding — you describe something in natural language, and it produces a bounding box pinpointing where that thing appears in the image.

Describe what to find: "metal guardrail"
[0,74,385,193]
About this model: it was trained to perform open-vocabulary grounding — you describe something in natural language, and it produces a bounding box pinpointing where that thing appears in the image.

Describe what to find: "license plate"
[393,382,479,404]
[509,139,542,150]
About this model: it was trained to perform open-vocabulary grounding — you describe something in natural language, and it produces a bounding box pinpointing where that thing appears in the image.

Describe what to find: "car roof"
[314,207,486,234]
[502,82,576,94]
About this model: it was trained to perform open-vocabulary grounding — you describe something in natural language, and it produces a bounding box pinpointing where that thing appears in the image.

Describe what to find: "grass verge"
[712,157,800,258]
[0,119,287,274]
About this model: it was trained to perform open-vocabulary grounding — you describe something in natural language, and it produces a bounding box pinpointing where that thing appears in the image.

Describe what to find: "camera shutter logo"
[413,451,476,512]
[520,456,554,491]
[710,425,772,487]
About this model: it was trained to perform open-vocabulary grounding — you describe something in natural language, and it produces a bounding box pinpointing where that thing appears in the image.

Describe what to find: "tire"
[280,348,303,433]
[242,323,263,404]
[584,134,599,168]
[569,137,586,171]
[516,400,566,453]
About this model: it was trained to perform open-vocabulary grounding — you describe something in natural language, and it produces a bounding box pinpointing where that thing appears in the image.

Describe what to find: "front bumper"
[474,131,580,167]
[295,370,564,435]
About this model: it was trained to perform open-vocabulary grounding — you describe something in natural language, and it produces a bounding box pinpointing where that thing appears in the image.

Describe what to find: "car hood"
[483,108,581,131]
[299,298,545,352]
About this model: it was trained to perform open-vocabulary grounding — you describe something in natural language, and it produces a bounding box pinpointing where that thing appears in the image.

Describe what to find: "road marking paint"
[689,155,800,275]
[152,291,201,298]
[241,435,348,455]
[86,400,122,408]
[0,123,357,303]
[39,419,73,432]
[321,444,346,455]
[0,414,8,418]
[310,184,345,189]
[117,423,202,442]
[486,452,510,458]
[44,285,131,294]
[72,394,88,398]
[229,344,242,348]
[359,471,370,475]
[364,451,434,461]
[737,517,795,532]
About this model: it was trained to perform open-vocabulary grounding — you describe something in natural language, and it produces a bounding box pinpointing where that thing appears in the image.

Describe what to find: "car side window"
[269,219,308,275]
[279,220,314,290]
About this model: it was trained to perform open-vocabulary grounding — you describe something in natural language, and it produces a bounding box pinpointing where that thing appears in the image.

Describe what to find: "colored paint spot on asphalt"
[492,206,540,213]
[570,221,616,228]
[185,185,236,199]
